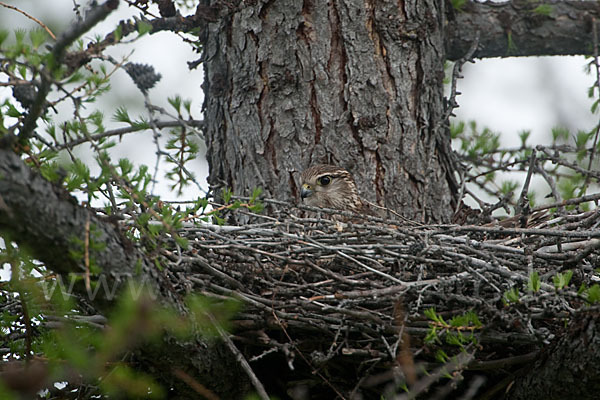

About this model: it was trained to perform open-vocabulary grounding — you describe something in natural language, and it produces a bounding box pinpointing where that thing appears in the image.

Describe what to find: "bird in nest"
[300,164,382,219]
[300,165,550,228]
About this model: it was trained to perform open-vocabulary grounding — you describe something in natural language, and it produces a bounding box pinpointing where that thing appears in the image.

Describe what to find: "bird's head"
[300,164,362,211]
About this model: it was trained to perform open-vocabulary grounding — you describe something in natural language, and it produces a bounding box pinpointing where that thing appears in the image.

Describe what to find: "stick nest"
[160,199,600,394]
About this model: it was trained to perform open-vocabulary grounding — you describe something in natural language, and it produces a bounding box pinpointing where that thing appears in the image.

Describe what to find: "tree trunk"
[203,0,457,223]
[506,313,600,400]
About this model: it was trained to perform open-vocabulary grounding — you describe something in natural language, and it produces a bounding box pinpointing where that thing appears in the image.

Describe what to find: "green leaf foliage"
[553,270,573,290]
[503,287,520,304]
[532,4,553,16]
[586,284,600,304]
[528,270,541,293]
[451,0,467,11]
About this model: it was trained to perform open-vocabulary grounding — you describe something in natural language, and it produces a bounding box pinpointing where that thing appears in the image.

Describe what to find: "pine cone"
[124,63,162,93]
[13,84,38,109]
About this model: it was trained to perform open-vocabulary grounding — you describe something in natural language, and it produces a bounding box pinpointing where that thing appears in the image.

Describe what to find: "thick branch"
[0,148,138,280]
[0,149,249,398]
[446,0,600,61]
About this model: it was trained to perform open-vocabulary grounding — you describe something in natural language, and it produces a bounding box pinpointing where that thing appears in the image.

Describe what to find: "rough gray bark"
[0,148,249,398]
[506,314,600,400]
[203,0,456,223]
[446,0,600,61]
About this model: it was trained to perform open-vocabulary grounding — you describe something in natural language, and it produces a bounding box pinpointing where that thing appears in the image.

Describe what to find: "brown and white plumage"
[300,164,378,216]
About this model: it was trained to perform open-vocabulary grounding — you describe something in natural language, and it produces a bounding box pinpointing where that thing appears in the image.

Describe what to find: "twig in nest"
[395,350,475,400]
[207,312,269,400]
[515,149,536,226]
[271,310,347,399]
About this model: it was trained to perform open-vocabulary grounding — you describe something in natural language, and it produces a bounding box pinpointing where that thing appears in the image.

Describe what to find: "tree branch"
[1,0,120,148]
[446,0,600,61]
[56,119,204,150]
[0,148,250,398]
[0,148,138,280]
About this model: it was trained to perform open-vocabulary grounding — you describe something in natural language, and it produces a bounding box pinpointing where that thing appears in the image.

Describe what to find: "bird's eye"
[318,176,331,186]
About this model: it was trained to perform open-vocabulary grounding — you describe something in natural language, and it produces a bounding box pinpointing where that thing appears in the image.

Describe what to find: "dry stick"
[206,312,269,400]
[304,259,363,285]
[396,350,475,400]
[444,32,480,213]
[271,310,348,400]
[515,149,536,218]
[537,238,600,254]
[310,238,406,284]
[567,237,600,265]
[205,278,393,337]
[531,192,600,212]
[436,234,526,256]
[537,146,600,180]
[534,163,562,210]
[466,158,528,182]
[454,166,468,214]
[464,187,490,210]
[444,31,480,122]
[0,2,56,39]
[430,244,554,291]
[584,18,600,195]
[467,144,578,155]
[444,225,600,239]
[517,151,537,287]
[466,179,514,210]
[309,285,407,301]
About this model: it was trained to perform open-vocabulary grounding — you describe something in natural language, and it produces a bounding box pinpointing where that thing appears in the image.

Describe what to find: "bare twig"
[5,0,119,147]
[444,31,481,122]
[0,1,57,39]
[209,314,270,400]
[57,119,204,150]
[84,215,91,292]
[515,149,536,221]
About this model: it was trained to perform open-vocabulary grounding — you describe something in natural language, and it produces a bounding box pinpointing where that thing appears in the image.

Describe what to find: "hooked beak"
[300,184,313,200]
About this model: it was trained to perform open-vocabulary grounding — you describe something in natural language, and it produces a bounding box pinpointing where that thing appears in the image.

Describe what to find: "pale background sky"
[0,1,597,207]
